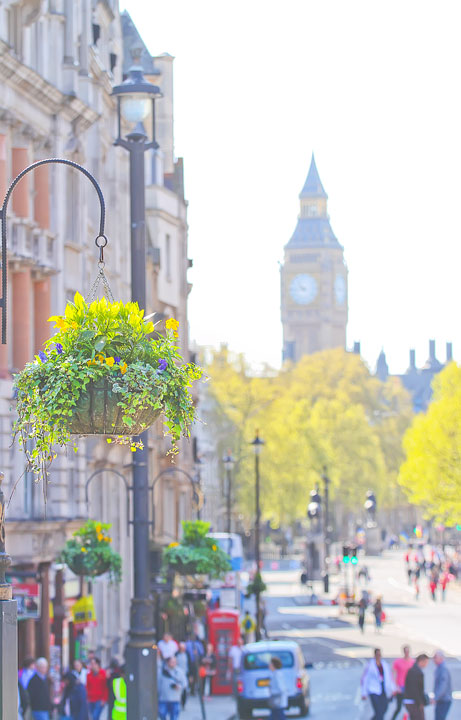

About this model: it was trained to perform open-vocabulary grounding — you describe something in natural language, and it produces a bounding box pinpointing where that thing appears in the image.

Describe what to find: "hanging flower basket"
[59,520,122,583]
[13,292,202,483]
[162,521,231,580]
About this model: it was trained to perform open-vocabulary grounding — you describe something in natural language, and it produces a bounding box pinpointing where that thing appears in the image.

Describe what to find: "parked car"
[237,640,311,718]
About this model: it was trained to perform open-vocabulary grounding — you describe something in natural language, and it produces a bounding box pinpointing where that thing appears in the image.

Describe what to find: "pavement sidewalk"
[179,694,236,720]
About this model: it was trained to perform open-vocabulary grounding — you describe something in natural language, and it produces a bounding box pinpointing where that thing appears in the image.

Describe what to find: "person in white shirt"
[228,636,244,696]
[361,648,394,720]
[158,632,179,661]
[72,659,88,685]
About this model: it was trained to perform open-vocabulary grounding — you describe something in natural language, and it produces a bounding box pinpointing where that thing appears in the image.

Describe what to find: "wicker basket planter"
[67,554,111,578]
[69,378,161,435]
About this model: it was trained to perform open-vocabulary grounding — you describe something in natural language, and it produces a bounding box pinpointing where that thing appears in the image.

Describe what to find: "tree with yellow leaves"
[202,347,413,526]
[399,362,461,523]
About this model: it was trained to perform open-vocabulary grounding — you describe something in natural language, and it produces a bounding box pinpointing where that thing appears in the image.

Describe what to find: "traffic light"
[342,545,350,563]
[351,546,358,565]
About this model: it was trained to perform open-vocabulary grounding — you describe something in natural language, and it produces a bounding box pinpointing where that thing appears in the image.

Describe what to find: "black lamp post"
[222,452,235,534]
[112,49,162,720]
[321,467,331,593]
[250,431,264,641]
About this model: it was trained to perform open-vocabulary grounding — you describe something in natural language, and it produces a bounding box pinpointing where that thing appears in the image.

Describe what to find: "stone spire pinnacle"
[299,153,327,199]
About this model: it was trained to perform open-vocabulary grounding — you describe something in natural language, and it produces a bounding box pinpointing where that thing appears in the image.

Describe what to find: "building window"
[165,234,171,281]
[307,204,318,217]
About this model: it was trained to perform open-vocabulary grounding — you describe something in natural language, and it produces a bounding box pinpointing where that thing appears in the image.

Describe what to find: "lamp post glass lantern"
[222,452,235,535]
[250,431,264,641]
[112,48,162,720]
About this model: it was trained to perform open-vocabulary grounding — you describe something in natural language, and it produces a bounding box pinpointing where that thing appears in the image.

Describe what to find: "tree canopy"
[399,361,461,523]
[202,347,413,526]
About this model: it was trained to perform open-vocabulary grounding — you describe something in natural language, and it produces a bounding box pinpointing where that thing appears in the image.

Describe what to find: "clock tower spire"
[281,154,348,362]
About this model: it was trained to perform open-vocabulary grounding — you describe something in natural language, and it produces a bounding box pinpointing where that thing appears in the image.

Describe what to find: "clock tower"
[281,154,348,362]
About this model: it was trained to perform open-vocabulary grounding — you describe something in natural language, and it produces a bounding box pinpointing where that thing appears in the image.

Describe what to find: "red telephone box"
[207,608,240,695]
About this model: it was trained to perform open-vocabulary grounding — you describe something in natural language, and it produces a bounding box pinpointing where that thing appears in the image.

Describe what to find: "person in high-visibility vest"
[112,669,127,720]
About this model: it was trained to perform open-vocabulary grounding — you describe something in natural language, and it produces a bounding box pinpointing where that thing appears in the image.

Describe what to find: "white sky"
[121,0,461,374]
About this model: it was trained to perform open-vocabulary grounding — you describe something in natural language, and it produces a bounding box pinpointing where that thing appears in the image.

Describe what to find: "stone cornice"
[89,47,115,97]
[0,40,100,133]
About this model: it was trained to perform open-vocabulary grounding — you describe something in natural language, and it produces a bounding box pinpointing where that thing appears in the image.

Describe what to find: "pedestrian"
[27,657,52,720]
[432,651,452,720]
[439,571,450,601]
[268,657,287,720]
[260,598,267,637]
[429,577,437,601]
[157,655,187,720]
[228,636,244,696]
[111,666,126,720]
[403,653,429,720]
[106,659,122,718]
[19,657,36,689]
[86,657,108,720]
[18,681,30,720]
[414,576,420,601]
[391,645,414,720]
[158,632,179,661]
[59,671,89,720]
[360,648,393,720]
[240,610,256,643]
[185,636,204,695]
[175,643,189,708]
[200,643,217,697]
[73,659,88,686]
[358,597,367,634]
[373,596,383,633]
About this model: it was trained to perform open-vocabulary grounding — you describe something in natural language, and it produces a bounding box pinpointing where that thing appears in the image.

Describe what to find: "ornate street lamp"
[112,49,162,720]
[222,451,235,534]
[250,431,264,641]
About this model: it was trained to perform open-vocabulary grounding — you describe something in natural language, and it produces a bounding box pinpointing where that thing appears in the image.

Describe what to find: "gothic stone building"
[281,154,348,363]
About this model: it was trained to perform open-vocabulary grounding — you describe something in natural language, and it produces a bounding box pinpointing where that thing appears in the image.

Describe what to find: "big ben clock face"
[335,275,346,305]
[289,274,318,305]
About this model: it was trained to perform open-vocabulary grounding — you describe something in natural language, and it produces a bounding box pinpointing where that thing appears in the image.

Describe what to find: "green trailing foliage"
[163,521,231,578]
[13,293,202,485]
[245,571,267,598]
[59,520,122,583]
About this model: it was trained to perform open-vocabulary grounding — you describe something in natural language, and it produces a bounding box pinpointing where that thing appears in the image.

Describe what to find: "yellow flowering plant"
[59,520,122,583]
[13,292,202,484]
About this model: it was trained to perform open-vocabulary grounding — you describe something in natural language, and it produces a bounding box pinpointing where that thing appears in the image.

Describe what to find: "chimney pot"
[410,349,416,369]
[446,342,453,363]
[429,339,436,361]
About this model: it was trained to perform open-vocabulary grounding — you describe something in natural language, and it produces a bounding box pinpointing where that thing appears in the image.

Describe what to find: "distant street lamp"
[112,48,162,720]
[222,452,235,534]
[250,431,264,641]
[321,467,331,593]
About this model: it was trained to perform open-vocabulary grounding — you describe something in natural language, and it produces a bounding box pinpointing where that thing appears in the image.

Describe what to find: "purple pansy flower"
[158,358,168,372]
[38,351,47,363]
[55,343,63,355]
[114,357,121,364]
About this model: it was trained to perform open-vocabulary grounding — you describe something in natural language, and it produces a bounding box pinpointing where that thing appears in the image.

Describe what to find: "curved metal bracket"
[151,467,203,531]
[0,158,107,344]
[85,467,130,536]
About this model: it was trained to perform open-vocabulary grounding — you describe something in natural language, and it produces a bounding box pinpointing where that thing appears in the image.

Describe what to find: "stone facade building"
[281,154,348,363]
[0,0,195,668]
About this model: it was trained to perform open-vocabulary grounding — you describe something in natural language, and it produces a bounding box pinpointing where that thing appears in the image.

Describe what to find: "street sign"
[71,595,97,630]
[13,582,40,620]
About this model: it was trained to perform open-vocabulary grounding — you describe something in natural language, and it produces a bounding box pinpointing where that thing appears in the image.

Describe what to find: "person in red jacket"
[86,657,108,720]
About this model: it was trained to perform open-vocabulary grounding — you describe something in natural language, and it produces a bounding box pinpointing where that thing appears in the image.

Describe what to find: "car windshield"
[243,651,294,670]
